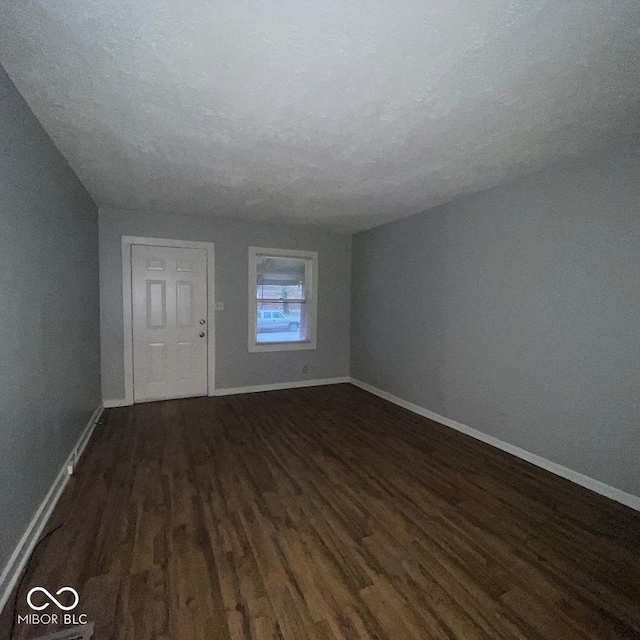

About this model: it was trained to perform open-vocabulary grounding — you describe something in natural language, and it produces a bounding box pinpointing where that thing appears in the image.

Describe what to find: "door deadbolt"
[199,319,206,325]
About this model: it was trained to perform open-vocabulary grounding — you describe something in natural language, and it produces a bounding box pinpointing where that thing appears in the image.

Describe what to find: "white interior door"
[131,244,208,402]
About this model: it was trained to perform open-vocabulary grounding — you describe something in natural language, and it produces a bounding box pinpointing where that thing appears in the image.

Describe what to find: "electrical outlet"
[302,365,309,374]
[215,302,224,311]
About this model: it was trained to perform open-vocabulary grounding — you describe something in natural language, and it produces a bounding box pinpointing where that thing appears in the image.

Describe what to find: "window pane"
[256,301,305,343]
[256,256,306,302]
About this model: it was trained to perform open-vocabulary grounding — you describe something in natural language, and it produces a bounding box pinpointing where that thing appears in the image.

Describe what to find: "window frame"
[248,247,318,353]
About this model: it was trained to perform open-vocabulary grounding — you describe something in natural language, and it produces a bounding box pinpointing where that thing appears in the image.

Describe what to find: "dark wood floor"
[2,384,640,640]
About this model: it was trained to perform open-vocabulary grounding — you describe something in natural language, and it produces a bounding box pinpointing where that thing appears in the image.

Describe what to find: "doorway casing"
[121,235,216,405]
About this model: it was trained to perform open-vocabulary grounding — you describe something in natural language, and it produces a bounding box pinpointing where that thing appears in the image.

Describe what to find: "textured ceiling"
[1,1,639,232]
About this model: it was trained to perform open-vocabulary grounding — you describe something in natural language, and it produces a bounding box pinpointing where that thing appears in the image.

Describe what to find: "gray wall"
[351,154,640,496]
[99,208,351,400]
[0,67,100,571]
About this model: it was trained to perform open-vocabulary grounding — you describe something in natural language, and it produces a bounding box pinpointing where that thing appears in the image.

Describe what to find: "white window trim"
[248,247,318,353]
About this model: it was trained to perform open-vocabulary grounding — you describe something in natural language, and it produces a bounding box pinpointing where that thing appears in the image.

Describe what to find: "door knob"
[199,332,206,338]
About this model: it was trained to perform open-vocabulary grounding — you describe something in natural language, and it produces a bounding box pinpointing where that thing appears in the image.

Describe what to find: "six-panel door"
[131,244,208,402]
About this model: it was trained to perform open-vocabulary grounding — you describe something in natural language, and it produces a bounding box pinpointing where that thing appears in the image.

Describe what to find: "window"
[248,247,318,352]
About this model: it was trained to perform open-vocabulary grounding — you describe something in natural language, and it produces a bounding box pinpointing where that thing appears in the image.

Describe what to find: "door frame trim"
[121,235,216,404]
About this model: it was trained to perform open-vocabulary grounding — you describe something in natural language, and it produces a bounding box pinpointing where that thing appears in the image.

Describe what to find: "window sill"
[249,340,317,353]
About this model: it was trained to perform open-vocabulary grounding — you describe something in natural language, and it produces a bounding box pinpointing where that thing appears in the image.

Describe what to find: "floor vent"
[32,623,94,640]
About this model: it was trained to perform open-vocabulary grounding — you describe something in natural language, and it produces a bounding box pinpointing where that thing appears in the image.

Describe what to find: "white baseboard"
[349,378,640,512]
[0,404,104,614]
[102,398,132,408]
[102,378,350,405]
[213,376,350,396]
